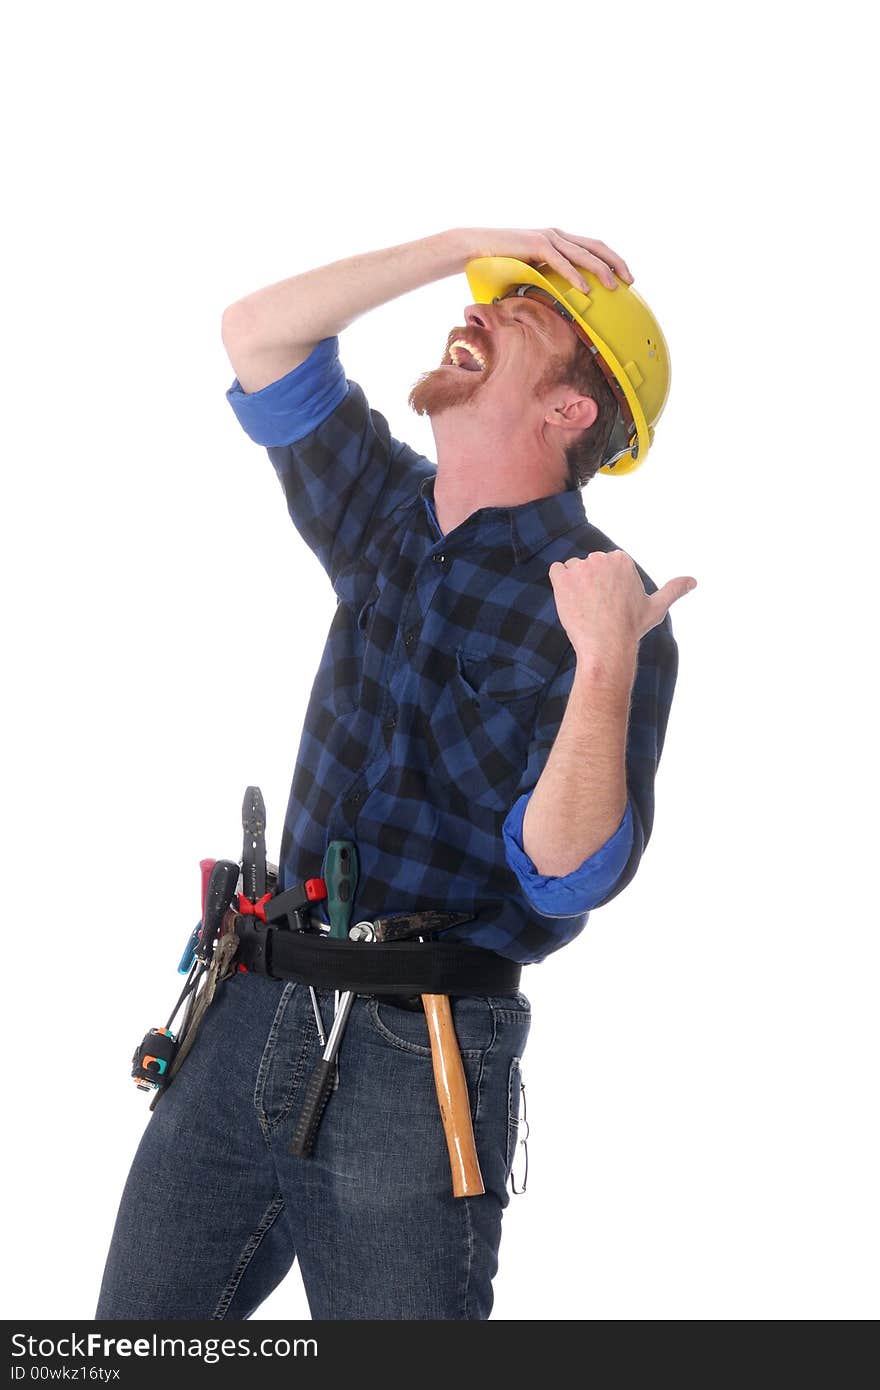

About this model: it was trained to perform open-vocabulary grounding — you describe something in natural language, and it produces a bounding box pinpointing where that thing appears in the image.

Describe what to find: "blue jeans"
[96,968,530,1320]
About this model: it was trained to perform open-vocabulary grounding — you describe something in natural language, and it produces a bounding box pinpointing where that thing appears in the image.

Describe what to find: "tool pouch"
[147,910,240,1111]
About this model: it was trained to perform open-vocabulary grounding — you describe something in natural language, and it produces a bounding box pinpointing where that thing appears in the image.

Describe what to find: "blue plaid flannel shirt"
[225,337,679,964]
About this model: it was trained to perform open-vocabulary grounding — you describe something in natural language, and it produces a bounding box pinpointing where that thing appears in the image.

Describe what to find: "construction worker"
[96,226,695,1320]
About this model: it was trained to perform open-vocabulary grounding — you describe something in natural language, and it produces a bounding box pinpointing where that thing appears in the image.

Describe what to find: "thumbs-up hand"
[548,549,696,670]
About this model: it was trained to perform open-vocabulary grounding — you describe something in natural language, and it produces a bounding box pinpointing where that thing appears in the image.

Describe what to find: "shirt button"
[433,552,447,566]
[383,713,397,730]
[404,627,418,646]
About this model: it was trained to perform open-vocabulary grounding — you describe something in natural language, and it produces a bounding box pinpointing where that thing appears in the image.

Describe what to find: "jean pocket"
[505,1056,522,1174]
[364,994,492,1058]
[490,991,532,1025]
[506,1056,530,1192]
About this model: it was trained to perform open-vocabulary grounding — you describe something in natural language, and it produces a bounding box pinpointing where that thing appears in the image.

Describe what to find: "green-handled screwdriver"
[323,840,359,940]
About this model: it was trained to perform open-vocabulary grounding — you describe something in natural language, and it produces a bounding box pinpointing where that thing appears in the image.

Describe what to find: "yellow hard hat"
[465,256,671,475]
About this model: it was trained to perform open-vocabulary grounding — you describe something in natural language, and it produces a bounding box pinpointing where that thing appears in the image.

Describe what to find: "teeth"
[449,338,487,370]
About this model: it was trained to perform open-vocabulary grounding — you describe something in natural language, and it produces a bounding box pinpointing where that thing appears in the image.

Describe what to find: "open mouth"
[446,338,487,372]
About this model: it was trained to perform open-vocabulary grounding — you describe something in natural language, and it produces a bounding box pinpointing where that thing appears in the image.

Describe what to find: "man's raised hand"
[465,227,633,293]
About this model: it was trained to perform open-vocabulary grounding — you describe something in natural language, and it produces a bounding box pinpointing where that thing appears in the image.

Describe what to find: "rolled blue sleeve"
[224,334,436,589]
[225,336,348,446]
[502,793,634,916]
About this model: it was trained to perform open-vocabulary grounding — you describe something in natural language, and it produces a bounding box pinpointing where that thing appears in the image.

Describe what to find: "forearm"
[522,652,637,877]
[221,228,476,392]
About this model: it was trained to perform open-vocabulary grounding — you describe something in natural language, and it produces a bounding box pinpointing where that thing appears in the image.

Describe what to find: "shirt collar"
[418,474,587,563]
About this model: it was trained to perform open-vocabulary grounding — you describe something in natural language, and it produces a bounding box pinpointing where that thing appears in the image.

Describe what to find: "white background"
[3,0,877,1322]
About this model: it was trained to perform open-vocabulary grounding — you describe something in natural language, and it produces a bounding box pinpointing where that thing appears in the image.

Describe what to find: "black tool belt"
[233,915,522,997]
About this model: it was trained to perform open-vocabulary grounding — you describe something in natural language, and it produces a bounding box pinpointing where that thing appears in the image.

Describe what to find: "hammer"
[422,993,485,1197]
[372,913,485,1198]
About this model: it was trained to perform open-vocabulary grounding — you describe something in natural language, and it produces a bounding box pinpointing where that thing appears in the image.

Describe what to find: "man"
[96,226,695,1321]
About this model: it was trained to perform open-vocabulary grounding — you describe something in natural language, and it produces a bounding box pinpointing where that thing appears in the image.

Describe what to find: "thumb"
[648,575,697,624]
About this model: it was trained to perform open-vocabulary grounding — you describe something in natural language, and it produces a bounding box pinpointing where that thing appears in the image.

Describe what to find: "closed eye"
[513,309,550,340]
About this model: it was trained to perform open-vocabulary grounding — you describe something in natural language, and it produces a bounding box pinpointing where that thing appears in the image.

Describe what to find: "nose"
[464,304,493,330]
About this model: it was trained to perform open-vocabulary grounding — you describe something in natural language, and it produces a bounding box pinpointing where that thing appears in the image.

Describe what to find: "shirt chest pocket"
[332,560,381,714]
[427,648,546,811]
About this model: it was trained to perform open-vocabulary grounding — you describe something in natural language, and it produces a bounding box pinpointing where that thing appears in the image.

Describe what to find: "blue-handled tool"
[178,923,202,974]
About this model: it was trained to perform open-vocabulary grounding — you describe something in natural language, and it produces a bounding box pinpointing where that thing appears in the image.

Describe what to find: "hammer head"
[371,910,475,943]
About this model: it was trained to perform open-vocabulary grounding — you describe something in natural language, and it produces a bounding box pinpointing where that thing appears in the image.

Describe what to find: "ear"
[544,390,599,435]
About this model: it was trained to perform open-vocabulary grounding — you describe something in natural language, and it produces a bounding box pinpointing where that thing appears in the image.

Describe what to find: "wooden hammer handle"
[422,993,485,1198]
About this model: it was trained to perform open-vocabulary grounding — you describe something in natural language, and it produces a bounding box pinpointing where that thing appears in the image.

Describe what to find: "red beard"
[408,325,492,419]
[408,364,484,417]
